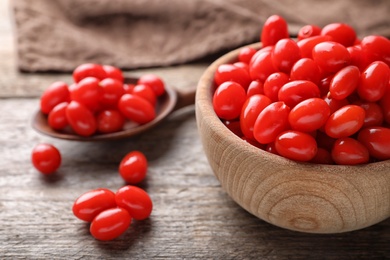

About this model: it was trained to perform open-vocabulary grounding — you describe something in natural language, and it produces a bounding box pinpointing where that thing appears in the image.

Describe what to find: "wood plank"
[2,0,390,258]
[1,98,390,259]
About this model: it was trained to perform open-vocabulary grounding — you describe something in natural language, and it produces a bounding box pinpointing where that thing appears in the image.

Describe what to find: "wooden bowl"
[195,43,390,234]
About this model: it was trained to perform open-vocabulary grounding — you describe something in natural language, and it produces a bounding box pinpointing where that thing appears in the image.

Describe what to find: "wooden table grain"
[1,1,390,259]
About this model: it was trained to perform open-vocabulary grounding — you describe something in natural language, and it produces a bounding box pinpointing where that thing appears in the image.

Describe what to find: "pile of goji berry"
[32,64,161,240]
[40,63,165,137]
[212,15,390,165]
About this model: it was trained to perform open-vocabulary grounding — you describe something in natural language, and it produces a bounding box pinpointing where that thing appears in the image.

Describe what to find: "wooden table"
[1,1,389,259]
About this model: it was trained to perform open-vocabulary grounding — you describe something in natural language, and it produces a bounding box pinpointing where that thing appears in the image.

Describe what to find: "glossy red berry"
[70,77,102,112]
[123,83,135,94]
[275,130,318,162]
[263,72,289,102]
[347,45,368,70]
[324,105,365,139]
[212,81,247,120]
[297,24,321,40]
[238,46,257,64]
[249,49,277,82]
[137,74,165,96]
[48,102,69,130]
[102,65,124,82]
[323,95,350,114]
[310,148,334,165]
[278,80,320,108]
[72,188,117,222]
[329,65,360,100]
[115,185,153,220]
[131,84,157,106]
[331,137,369,165]
[261,15,289,47]
[288,98,330,132]
[246,80,264,97]
[357,61,390,102]
[354,101,384,127]
[358,126,390,160]
[360,35,390,66]
[253,101,290,144]
[73,63,107,83]
[290,58,321,85]
[118,94,156,124]
[223,120,243,137]
[297,35,332,59]
[90,208,132,241]
[272,38,301,73]
[119,151,148,184]
[321,23,357,47]
[40,81,70,114]
[96,109,125,134]
[214,64,251,90]
[312,41,351,74]
[240,94,272,140]
[379,87,390,124]
[66,101,97,137]
[31,143,61,175]
[99,78,125,108]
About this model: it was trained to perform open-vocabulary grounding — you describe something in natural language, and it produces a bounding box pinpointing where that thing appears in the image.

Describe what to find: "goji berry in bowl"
[195,40,390,234]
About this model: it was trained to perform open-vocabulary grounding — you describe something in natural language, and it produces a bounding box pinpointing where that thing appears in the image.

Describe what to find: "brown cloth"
[11,0,390,72]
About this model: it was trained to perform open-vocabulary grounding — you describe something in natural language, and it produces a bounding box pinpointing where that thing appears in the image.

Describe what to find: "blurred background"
[5,0,390,74]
